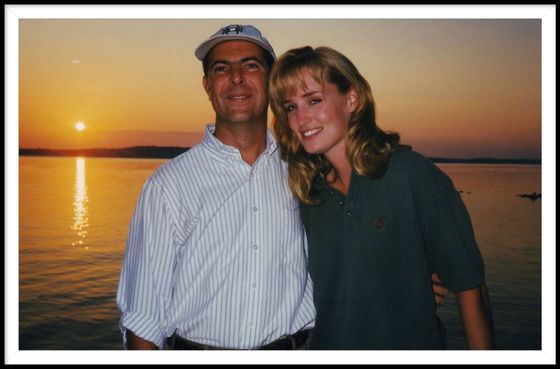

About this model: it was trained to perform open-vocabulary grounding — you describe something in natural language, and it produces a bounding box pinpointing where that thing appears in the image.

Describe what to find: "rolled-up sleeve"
[116,176,177,349]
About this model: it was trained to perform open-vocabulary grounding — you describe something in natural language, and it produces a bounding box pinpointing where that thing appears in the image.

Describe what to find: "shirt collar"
[201,124,278,161]
[311,166,332,191]
[311,169,363,195]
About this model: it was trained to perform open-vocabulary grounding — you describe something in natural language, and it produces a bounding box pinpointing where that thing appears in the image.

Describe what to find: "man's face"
[203,40,270,126]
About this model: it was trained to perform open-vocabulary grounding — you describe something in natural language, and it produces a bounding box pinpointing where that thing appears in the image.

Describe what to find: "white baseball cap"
[195,24,276,61]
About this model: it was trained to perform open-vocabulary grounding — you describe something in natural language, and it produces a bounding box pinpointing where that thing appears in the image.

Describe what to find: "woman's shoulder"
[389,145,435,172]
[389,146,451,186]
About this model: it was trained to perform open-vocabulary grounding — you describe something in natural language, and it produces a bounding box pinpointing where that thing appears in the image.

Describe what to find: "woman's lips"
[302,127,322,138]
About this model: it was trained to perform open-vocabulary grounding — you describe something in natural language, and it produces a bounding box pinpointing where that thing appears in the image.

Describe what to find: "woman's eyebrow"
[283,90,319,104]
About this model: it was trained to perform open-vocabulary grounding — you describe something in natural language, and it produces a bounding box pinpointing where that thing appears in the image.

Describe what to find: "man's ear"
[203,76,211,98]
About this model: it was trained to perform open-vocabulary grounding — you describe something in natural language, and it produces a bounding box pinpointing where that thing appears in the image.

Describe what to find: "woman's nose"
[296,106,310,125]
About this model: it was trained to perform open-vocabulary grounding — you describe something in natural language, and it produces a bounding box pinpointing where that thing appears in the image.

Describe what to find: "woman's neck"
[325,152,353,196]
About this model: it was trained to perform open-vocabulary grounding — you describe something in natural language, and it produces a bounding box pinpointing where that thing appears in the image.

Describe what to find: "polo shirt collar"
[311,169,362,196]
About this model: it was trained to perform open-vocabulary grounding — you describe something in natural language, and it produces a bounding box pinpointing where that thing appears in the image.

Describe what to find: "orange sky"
[18,15,544,159]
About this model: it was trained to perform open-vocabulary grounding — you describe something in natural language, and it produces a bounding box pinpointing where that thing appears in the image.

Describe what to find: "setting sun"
[75,121,86,132]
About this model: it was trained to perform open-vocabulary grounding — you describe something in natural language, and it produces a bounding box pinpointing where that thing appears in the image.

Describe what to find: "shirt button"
[252,283,257,288]
[253,244,258,250]
[253,207,258,212]
[346,210,352,216]
[338,201,344,206]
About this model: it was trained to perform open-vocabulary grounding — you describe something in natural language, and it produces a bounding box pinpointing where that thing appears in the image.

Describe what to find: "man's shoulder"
[151,143,208,182]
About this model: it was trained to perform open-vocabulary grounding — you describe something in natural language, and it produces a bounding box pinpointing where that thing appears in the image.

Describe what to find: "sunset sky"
[17,8,546,159]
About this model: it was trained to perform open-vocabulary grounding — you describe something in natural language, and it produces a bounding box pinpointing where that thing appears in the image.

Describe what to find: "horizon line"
[18,146,542,163]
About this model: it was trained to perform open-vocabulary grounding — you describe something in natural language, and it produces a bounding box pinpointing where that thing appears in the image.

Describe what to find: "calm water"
[18,157,542,350]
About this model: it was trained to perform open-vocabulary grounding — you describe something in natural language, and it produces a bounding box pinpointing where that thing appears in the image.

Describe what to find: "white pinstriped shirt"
[116,125,316,349]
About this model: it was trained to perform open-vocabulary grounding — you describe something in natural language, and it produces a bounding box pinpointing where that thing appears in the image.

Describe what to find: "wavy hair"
[269,46,400,205]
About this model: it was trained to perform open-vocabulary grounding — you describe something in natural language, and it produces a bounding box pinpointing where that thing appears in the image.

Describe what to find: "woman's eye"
[310,98,322,105]
[284,105,295,113]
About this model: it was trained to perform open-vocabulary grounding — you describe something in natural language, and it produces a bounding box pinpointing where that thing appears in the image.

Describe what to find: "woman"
[269,46,494,350]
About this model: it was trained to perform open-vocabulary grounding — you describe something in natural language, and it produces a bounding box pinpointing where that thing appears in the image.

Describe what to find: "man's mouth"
[228,94,251,100]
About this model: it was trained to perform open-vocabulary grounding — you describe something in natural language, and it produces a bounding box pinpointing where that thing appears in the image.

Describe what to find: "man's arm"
[455,284,495,349]
[431,273,449,305]
[126,329,158,350]
[118,179,178,351]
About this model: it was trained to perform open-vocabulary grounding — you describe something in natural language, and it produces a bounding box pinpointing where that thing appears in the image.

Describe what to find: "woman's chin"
[299,142,320,155]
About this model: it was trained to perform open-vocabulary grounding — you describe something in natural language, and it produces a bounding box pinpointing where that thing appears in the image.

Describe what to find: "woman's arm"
[455,284,495,349]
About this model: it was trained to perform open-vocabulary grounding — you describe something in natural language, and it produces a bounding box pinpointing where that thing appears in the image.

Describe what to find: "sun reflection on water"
[71,157,89,249]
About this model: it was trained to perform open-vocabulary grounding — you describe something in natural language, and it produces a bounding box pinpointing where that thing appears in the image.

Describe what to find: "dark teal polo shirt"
[300,148,485,350]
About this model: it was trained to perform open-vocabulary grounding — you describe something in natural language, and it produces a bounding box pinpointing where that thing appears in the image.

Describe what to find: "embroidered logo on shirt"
[372,217,384,231]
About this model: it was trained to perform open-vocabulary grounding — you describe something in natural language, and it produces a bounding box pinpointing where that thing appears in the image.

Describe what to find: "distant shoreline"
[18,146,541,165]
[19,146,190,159]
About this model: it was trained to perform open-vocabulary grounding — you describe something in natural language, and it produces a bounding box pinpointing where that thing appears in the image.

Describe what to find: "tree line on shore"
[19,146,541,165]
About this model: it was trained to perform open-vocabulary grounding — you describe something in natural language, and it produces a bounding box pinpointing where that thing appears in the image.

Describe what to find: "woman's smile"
[302,127,323,138]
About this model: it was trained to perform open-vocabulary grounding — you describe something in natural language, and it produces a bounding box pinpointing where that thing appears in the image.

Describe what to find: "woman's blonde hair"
[269,46,400,204]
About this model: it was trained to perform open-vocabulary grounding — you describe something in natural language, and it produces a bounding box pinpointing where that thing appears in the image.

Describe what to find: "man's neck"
[213,120,268,166]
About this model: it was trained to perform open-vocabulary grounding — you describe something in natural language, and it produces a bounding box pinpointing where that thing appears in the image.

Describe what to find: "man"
[116,24,448,350]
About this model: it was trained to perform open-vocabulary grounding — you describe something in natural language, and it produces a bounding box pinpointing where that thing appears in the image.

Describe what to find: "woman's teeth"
[303,128,322,137]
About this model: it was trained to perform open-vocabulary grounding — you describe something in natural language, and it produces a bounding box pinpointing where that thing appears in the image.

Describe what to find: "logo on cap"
[195,24,276,61]
[221,25,244,35]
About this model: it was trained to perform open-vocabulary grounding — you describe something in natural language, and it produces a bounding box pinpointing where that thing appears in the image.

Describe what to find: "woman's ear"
[347,87,359,113]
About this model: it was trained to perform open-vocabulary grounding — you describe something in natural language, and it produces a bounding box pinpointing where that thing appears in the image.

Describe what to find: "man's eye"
[246,63,259,70]
[212,66,226,73]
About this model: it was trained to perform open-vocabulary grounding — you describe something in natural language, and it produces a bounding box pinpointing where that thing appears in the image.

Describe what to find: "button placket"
[345,195,353,217]
[246,163,262,334]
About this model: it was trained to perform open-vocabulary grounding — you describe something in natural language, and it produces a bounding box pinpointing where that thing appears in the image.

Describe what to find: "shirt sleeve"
[116,175,178,349]
[411,161,486,292]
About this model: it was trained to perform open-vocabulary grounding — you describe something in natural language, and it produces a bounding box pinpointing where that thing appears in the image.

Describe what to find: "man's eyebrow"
[240,56,265,65]
[209,56,265,70]
[208,59,228,70]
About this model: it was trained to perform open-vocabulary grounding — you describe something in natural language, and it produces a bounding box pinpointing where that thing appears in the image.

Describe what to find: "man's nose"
[230,65,244,84]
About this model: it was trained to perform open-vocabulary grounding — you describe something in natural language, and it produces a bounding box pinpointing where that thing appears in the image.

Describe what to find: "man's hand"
[126,330,158,350]
[431,273,449,305]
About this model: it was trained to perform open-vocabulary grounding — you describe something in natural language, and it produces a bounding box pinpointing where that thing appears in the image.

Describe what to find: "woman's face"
[282,69,357,160]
